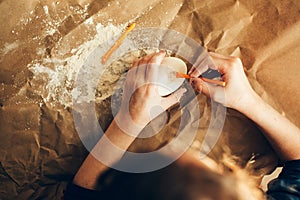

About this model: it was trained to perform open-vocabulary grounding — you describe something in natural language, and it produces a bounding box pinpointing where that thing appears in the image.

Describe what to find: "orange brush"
[101,22,136,64]
[175,72,226,87]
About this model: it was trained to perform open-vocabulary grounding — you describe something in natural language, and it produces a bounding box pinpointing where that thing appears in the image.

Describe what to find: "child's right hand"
[189,52,258,111]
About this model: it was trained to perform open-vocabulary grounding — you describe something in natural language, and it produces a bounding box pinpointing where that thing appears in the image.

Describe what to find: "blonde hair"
[96,152,265,200]
[187,141,266,199]
[219,154,265,200]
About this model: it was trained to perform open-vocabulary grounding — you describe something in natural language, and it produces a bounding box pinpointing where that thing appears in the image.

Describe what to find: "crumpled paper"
[1,0,300,199]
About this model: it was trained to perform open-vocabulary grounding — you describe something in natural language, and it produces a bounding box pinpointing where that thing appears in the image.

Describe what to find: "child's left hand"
[117,50,186,130]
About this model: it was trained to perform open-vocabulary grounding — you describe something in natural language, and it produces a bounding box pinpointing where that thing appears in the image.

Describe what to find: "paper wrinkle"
[1,0,300,199]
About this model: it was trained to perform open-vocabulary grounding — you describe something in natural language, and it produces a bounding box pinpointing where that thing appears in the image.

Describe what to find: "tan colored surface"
[1,0,300,199]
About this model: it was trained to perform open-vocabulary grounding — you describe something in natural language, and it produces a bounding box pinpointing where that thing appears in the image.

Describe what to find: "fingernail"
[159,50,166,54]
[191,78,195,84]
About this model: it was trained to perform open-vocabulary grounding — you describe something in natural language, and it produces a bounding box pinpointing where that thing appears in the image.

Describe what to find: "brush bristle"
[176,72,190,78]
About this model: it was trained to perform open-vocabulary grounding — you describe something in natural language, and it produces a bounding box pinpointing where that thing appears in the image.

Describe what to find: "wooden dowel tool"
[101,22,136,64]
[175,71,226,87]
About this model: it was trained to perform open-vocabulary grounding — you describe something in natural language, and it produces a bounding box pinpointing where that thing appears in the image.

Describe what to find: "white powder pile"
[29,22,127,108]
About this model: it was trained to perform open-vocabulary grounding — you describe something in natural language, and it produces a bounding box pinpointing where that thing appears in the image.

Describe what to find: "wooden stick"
[200,76,226,87]
[101,22,136,64]
[175,72,226,87]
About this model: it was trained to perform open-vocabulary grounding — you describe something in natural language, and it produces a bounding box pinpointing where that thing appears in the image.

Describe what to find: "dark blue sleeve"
[64,182,102,200]
[267,159,300,200]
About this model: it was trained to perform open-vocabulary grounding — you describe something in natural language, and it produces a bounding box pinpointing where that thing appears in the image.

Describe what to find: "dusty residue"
[28,23,126,107]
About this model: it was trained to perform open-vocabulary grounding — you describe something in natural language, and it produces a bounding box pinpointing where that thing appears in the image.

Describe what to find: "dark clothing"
[64,160,300,200]
[64,183,102,200]
[267,160,300,200]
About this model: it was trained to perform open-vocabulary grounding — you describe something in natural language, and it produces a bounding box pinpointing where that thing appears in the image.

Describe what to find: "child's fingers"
[188,53,216,77]
[161,88,187,110]
[190,78,213,97]
[191,78,207,95]
[191,77,226,104]
[188,65,209,77]
[208,52,242,75]
[146,50,166,83]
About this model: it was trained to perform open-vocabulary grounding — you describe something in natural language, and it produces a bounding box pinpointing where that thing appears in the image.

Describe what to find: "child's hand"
[117,50,186,130]
[190,52,256,110]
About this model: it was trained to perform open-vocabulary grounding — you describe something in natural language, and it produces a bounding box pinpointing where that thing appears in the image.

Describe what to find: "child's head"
[96,153,263,200]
